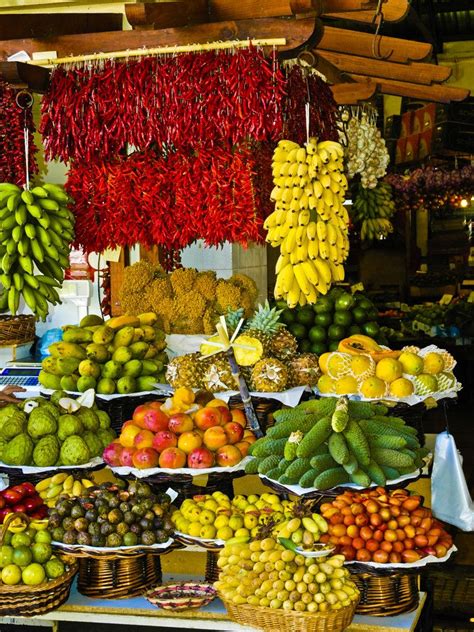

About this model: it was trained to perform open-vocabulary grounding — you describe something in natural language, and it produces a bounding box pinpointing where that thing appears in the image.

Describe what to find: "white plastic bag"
[431,430,474,531]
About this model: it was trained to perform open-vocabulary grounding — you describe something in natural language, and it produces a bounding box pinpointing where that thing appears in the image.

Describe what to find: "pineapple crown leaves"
[225,307,245,333]
[244,300,284,334]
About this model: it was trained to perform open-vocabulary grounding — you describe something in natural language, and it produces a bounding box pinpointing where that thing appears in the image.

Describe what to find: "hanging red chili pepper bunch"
[0,77,38,185]
[65,144,265,255]
[41,48,285,163]
[160,246,182,273]
[283,65,339,145]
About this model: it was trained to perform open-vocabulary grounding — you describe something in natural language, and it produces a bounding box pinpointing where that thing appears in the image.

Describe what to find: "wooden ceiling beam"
[322,0,409,23]
[350,74,470,102]
[0,61,50,93]
[0,17,317,62]
[207,0,320,20]
[319,49,452,85]
[331,80,377,104]
[125,1,208,30]
[0,14,122,40]
[319,26,432,62]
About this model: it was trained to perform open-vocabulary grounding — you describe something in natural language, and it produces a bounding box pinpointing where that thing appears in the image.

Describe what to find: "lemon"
[437,371,456,391]
[389,377,414,398]
[350,354,375,378]
[318,352,332,375]
[414,374,438,395]
[317,375,335,394]
[398,351,424,375]
[359,376,387,398]
[327,353,352,378]
[375,358,403,383]
[233,335,264,366]
[334,376,358,395]
[423,352,445,375]
[22,563,46,586]
[45,558,65,580]
[1,564,21,585]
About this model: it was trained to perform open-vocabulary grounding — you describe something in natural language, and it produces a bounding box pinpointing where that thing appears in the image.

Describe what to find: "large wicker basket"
[223,598,358,632]
[351,572,419,616]
[0,512,77,617]
[0,315,35,346]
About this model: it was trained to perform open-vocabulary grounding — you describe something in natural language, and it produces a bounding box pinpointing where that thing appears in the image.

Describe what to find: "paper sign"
[439,294,453,305]
[101,247,122,263]
[351,282,364,294]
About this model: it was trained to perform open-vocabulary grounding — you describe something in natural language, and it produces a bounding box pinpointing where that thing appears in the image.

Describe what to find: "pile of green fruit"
[0,519,69,587]
[39,312,168,394]
[49,480,173,548]
[246,397,427,490]
[0,182,74,319]
[276,287,381,355]
[0,391,115,467]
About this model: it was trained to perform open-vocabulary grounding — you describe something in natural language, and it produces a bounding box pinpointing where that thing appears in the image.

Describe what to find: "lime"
[12,546,32,567]
[334,293,355,311]
[123,532,138,546]
[25,528,37,540]
[308,326,327,343]
[310,342,327,355]
[3,531,12,545]
[366,308,379,321]
[1,564,21,585]
[361,321,380,337]
[348,324,362,336]
[358,298,374,311]
[0,545,13,568]
[352,307,368,324]
[328,341,340,352]
[313,298,333,314]
[289,323,307,340]
[35,530,52,545]
[45,558,65,580]
[11,533,31,548]
[314,313,332,328]
[327,324,345,340]
[299,340,312,353]
[22,563,46,586]
[280,309,295,325]
[296,308,315,327]
[32,542,52,564]
[333,311,353,327]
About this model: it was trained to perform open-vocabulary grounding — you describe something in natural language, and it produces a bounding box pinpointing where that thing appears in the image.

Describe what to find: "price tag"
[468,291,474,304]
[101,247,122,263]
[439,294,453,306]
[351,282,364,294]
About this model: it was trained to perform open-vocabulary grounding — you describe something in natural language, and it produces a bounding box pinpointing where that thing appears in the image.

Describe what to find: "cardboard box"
[418,128,433,159]
[401,111,413,137]
[395,137,407,164]
[405,133,420,162]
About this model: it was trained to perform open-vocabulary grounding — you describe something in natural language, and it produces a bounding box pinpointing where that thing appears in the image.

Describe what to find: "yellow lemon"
[437,371,456,391]
[359,376,387,398]
[350,354,375,378]
[327,353,352,378]
[398,351,424,375]
[317,375,335,394]
[375,358,403,383]
[414,373,438,395]
[318,352,332,375]
[389,377,414,398]
[423,352,445,375]
[334,376,358,395]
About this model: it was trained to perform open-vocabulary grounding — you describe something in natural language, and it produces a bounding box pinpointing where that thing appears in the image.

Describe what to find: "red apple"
[230,408,247,428]
[159,447,187,469]
[152,430,178,453]
[217,406,232,424]
[132,447,159,469]
[224,421,244,445]
[187,446,215,469]
[103,442,124,466]
[120,447,136,467]
[167,413,194,435]
[194,406,224,430]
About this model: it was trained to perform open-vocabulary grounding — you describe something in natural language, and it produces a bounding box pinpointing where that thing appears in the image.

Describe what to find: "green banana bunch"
[265,138,350,309]
[0,182,74,320]
[351,181,395,242]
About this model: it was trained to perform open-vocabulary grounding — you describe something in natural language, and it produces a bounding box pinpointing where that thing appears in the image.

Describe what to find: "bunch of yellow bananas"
[35,472,94,507]
[264,138,349,308]
[352,181,395,241]
[0,182,74,319]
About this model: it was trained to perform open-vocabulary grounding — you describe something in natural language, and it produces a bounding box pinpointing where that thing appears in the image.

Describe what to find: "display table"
[0,578,426,632]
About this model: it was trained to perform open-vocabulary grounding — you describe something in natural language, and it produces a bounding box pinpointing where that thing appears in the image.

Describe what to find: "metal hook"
[371,0,394,61]
[15,90,34,111]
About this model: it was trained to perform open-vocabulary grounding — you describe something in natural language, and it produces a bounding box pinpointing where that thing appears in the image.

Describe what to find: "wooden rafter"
[322,0,409,23]
[125,1,207,30]
[0,14,122,40]
[330,81,377,104]
[350,75,470,103]
[318,50,452,85]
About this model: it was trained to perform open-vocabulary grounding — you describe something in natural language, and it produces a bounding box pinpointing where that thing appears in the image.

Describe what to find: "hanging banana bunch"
[264,137,349,308]
[0,182,75,319]
[351,181,395,242]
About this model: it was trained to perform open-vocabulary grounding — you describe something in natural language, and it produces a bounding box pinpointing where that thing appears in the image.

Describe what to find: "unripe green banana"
[39,198,59,212]
[8,286,19,314]
[14,204,27,226]
[37,215,50,230]
[21,190,35,205]
[30,239,44,263]
[12,226,23,243]
[35,274,60,287]
[18,238,30,257]
[0,273,12,289]
[13,272,24,291]
[2,253,15,274]
[26,204,43,219]
[2,214,17,232]
[23,273,40,290]
[7,193,21,212]
[6,240,17,255]
[22,284,37,312]
[24,224,36,239]
[30,186,48,199]
[18,255,33,275]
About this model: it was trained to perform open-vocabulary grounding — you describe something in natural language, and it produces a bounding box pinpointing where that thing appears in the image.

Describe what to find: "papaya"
[338,335,400,361]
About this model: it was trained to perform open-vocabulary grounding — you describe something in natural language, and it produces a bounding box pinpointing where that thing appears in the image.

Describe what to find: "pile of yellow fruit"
[171,492,292,541]
[317,342,457,400]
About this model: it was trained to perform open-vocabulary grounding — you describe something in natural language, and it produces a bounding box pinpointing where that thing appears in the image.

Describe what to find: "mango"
[49,341,87,360]
[86,343,110,363]
[56,357,81,375]
[42,356,60,375]
[141,360,158,375]
[101,360,122,379]
[62,327,93,344]
[136,375,158,392]
[143,344,158,359]
[77,376,97,392]
[130,341,149,359]
[96,378,116,395]
[92,325,115,345]
[60,374,79,391]
[106,315,140,330]
[112,346,133,365]
[132,327,145,342]
[141,326,156,342]
[78,359,101,379]
[80,314,104,327]
[137,312,158,327]
[38,371,62,390]
[116,376,136,394]
[122,359,143,377]
[112,326,135,348]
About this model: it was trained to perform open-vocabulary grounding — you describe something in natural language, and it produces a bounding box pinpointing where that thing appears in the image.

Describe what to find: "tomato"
[2,490,22,505]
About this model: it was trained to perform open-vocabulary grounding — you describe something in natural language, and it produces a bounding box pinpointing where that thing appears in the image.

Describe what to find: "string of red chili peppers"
[65,144,266,255]
[0,77,38,186]
[41,49,286,163]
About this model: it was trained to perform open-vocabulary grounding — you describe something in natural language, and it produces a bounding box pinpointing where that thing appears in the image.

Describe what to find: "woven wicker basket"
[0,512,77,617]
[0,315,35,346]
[352,572,419,616]
[223,598,358,632]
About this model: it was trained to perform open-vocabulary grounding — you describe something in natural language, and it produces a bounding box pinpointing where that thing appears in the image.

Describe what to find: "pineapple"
[269,327,298,361]
[202,353,237,393]
[225,307,245,336]
[251,358,288,392]
[165,353,203,389]
[244,300,283,356]
[287,353,321,388]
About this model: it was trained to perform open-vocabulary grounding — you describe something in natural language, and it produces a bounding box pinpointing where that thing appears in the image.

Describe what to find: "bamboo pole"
[27,37,287,67]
